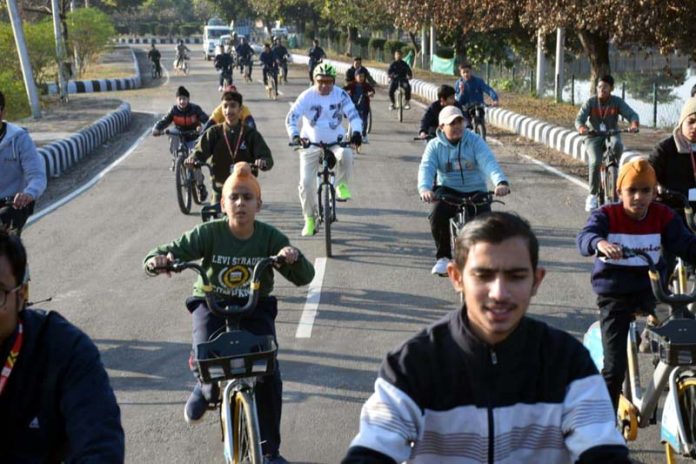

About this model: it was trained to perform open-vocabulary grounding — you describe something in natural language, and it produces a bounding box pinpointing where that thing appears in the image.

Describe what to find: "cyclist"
[186,90,273,203]
[175,39,190,72]
[344,68,375,143]
[345,56,375,85]
[454,62,499,109]
[577,158,696,412]
[152,86,210,199]
[207,84,257,130]
[649,97,696,210]
[0,231,125,462]
[418,84,466,140]
[147,43,162,77]
[272,37,290,84]
[285,63,363,236]
[213,44,234,91]
[418,106,509,276]
[235,36,254,79]
[343,213,630,464]
[259,43,279,96]
[307,39,326,85]
[575,74,640,212]
[387,49,412,110]
[144,162,314,464]
[0,91,46,235]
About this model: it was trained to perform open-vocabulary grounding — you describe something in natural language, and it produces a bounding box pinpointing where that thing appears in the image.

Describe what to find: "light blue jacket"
[417,129,508,194]
[0,122,46,199]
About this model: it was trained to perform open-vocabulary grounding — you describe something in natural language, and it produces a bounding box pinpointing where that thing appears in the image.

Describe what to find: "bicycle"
[264,65,278,100]
[290,138,351,257]
[174,55,189,75]
[435,191,503,257]
[278,58,289,84]
[219,66,233,89]
[149,256,282,464]
[464,103,489,140]
[151,61,162,79]
[391,79,410,123]
[241,57,253,83]
[658,188,696,296]
[583,248,696,461]
[165,128,204,214]
[581,128,637,207]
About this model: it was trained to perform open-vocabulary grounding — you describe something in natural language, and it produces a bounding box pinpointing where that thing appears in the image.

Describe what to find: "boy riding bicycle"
[387,49,412,110]
[576,158,696,412]
[259,43,279,95]
[144,163,314,464]
[575,74,639,212]
[343,69,374,142]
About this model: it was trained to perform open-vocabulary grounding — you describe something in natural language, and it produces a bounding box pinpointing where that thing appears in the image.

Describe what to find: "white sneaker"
[362,135,368,144]
[389,104,395,110]
[431,258,450,276]
[585,195,598,212]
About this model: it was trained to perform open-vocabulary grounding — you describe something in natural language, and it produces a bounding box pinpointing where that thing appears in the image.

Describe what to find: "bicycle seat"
[194,331,277,382]
[649,319,696,366]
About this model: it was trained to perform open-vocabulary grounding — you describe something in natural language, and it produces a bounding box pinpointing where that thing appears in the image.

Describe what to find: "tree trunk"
[577,30,610,95]
[345,26,357,56]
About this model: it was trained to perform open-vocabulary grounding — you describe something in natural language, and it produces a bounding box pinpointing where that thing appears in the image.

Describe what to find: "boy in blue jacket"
[577,158,696,411]
[418,106,509,276]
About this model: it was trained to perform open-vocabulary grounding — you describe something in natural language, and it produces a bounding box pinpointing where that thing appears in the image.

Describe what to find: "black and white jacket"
[342,310,630,464]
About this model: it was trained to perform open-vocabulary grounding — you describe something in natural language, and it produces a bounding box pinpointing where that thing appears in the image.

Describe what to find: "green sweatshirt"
[192,121,273,189]
[144,219,314,300]
[574,95,639,132]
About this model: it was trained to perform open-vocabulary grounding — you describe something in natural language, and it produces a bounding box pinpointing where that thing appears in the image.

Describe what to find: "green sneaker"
[336,182,352,201]
[301,216,316,236]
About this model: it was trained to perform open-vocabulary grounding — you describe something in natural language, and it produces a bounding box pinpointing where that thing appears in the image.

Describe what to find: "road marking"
[295,257,327,338]
[28,122,154,225]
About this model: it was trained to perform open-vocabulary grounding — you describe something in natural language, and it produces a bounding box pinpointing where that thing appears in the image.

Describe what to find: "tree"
[66,7,115,76]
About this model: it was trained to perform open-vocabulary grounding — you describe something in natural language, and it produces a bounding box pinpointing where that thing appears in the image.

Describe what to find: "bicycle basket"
[194,330,277,383]
[649,319,696,366]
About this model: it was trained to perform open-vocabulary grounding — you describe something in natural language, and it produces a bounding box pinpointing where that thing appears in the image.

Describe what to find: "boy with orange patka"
[577,159,696,411]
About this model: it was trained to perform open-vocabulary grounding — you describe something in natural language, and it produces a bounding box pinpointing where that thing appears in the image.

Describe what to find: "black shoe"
[264,454,289,464]
[184,384,208,425]
[197,184,208,203]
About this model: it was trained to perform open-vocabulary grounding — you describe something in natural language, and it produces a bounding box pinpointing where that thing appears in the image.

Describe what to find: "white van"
[203,18,230,60]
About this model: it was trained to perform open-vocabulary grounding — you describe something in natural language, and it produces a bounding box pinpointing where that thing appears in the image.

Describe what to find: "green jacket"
[144,219,314,300]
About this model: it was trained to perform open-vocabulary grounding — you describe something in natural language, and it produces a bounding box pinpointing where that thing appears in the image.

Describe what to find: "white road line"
[28,123,154,225]
[295,257,327,338]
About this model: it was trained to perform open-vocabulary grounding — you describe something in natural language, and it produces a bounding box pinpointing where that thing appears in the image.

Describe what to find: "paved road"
[23,44,678,463]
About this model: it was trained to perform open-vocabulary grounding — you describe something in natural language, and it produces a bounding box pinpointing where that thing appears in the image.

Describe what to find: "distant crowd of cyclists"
[6,33,696,463]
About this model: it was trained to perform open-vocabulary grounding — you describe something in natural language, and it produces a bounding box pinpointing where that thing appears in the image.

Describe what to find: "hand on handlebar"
[276,246,300,265]
[254,159,269,170]
[184,156,198,168]
[420,190,436,203]
[152,129,163,137]
[629,123,640,133]
[13,192,33,209]
[350,131,362,147]
[146,252,175,277]
[494,184,510,197]
[418,131,428,140]
[578,126,589,135]
[596,240,623,260]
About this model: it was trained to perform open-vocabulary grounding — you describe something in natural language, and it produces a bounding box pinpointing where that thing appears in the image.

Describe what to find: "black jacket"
[345,66,375,85]
[0,309,124,463]
[154,103,209,141]
[214,53,234,71]
[419,101,466,134]
[387,60,412,81]
[650,135,696,209]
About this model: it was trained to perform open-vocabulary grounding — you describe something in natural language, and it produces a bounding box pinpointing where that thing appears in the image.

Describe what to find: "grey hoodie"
[0,122,46,200]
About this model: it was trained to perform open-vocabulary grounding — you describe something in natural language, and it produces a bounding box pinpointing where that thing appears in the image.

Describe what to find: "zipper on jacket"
[487,406,494,464]
[490,348,497,365]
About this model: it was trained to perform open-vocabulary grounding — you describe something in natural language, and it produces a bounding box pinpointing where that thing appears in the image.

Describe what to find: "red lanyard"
[597,99,610,121]
[0,321,23,396]
[223,123,244,163]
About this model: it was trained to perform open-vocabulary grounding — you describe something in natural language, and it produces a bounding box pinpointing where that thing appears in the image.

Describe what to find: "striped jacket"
[342,310,629,464]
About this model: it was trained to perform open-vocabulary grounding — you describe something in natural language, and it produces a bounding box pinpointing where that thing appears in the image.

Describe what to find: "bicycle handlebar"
[164,128,199,138]
[149,256,285,319]
[435,191,504,208]
[288,138,352,149]
[582,128,639,137]
[599,247,696,305]
[657,188,696,233]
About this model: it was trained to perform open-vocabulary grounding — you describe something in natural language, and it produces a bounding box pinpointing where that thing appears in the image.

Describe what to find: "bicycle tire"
[676,374,696,450]
[151,66,156,79]
[605,163,618,204]
[191,171,202,205]
[367,110,372,134]
[598,167,607,206]
[477,121,487,141]
[175,155,192,214]
[233,390,263,463]
[398,90,403,123]
[270,73,277,100]
[323,184,332,258]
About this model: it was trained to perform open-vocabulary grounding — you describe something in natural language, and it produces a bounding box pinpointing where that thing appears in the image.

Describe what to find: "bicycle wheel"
[397,90,404,123]
[323,184,332,258]
[191,171,202,206]
[175,155,192,214]
[598,167,607,206]
[232,390,263,464]
[605,163,618,204]
[477,121,487,141]
[366,110,372,134]
[675,374,696,452]
[151,65,156,79]
[270,73,277,100]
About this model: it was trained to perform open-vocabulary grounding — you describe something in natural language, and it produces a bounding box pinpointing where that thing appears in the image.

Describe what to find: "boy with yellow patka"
[144,163,314,464]
[577,159,696,411]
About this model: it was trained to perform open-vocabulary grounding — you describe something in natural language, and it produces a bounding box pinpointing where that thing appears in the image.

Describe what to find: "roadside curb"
[38,102,132,177]
[292,54,588,162]
[46,47,141,96]
[116,36,202,45]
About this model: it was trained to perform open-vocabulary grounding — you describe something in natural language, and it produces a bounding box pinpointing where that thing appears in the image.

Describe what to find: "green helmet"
[313,63,336,80]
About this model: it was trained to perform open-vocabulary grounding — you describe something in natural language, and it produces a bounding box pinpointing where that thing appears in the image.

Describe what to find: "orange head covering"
[221,162,261,200]
[617,158,656,191]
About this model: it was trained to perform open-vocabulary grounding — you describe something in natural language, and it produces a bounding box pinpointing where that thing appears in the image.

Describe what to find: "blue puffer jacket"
[0,309,124,463]
[417,129,508,194]
[0,122,46,200]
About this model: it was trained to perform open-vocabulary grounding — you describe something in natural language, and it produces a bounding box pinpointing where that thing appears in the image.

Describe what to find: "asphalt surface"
[22,44,681,463]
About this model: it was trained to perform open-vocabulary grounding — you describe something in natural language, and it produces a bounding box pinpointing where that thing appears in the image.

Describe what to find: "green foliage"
[368,37,386,51]
[436,47,454,59]
[384,39,406,56]
[0,70,30,120]
[66,8,116,77]
[0,20,57,91]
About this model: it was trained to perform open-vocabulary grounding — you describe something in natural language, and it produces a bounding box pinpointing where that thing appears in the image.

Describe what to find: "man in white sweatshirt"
[286,62,363,236]
[0,91,46,235]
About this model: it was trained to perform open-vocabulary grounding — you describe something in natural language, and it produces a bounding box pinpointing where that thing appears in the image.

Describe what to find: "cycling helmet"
[313,63,336,80]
